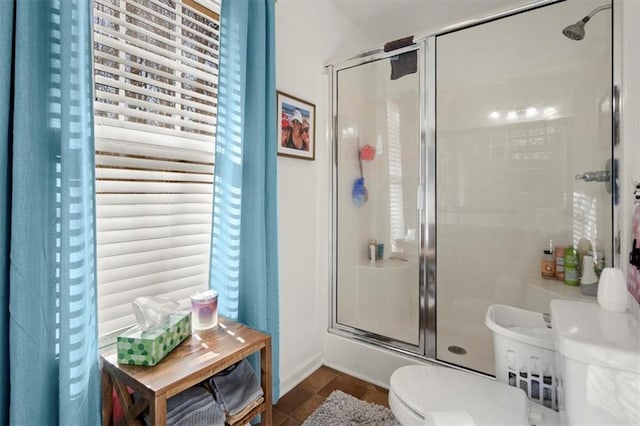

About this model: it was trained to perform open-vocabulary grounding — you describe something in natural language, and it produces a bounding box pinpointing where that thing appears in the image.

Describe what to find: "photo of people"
[277,91,315,160]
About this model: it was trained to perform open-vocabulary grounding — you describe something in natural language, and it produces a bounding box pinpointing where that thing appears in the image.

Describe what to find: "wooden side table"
[101,317,272,426]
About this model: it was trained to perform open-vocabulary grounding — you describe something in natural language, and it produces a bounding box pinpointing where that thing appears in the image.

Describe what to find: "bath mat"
[302,390,400,426]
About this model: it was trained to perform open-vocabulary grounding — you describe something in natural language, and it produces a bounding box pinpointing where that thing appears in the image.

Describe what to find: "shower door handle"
[575,170,610,182]
[613,85,620,146]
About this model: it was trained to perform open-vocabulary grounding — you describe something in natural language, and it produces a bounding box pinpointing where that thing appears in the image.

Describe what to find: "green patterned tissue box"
[117,312,191,366]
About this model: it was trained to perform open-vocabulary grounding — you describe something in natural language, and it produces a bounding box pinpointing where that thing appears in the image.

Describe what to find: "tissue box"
[117,312,191,366]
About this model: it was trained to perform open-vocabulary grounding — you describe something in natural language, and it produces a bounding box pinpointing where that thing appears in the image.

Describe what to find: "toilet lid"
[390,365,529,425]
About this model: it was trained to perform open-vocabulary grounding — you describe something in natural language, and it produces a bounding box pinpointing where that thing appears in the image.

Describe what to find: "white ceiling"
[332,0,612,128]
[325,0,532,46]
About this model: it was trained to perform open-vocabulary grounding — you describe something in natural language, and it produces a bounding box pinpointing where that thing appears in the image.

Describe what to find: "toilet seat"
[389,365,530,425]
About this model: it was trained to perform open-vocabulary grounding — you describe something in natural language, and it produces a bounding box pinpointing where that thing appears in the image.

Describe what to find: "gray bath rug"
[302,390,401,426]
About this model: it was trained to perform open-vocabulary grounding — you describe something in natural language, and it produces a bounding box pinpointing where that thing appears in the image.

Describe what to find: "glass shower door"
[435,0,613,374]
[334,49,422,349]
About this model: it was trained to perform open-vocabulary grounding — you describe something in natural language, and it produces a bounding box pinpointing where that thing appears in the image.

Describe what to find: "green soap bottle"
[564,246,579,286]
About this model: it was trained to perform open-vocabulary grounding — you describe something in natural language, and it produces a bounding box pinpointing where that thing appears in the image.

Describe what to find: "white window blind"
[93,0,220,338]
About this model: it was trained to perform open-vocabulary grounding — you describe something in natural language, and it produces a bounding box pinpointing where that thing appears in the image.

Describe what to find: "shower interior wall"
[276,0,640,392]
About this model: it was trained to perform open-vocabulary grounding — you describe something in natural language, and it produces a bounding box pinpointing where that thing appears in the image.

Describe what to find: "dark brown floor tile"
[317,374,369,399]
[275,385,314,416]
[298,367,338,393]
[281,416,302,426]
[272,407,290,426]
[320,365,346,377]
[361,388,390,408]
[372,383,389,393]
[340,373,378,391]
[276,365,390,424]
[292,394,326,422]
[320,366,379,391]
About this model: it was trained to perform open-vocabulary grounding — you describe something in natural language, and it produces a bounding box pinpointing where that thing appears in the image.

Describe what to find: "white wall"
[276,0,640,394]
[275,0,371,395]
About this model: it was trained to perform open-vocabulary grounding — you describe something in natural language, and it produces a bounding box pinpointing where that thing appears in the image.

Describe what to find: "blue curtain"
[209,0,280,402]
[0,0,101,425]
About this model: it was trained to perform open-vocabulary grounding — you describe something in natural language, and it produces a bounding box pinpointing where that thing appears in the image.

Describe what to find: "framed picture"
[277,91,315,160]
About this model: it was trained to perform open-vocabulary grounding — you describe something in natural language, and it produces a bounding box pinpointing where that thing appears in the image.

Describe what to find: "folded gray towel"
[166,386,224,426]
[209,359,264,416]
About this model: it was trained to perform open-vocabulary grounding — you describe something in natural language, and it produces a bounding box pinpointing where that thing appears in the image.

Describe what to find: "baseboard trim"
[322,361,390,390]
[279,352,324,396]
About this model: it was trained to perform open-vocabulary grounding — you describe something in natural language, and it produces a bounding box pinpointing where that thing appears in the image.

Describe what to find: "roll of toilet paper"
[424,411,475,426]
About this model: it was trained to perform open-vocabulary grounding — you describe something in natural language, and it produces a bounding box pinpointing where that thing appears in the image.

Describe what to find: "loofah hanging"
[352,177,368,207]
[352,141,373,207]
[359,144,376,162]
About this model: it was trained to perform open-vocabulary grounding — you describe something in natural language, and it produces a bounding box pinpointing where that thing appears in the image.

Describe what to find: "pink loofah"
[359,144,376,161]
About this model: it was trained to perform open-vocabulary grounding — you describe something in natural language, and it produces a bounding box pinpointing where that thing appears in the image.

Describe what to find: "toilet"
[389,299,640,425]
[389,364,543,425]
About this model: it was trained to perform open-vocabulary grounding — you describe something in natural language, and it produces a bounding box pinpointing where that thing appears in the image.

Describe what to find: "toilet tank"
[550,300,640,425]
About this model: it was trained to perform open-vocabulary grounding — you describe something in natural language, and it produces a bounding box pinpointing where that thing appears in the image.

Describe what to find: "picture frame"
[277,91,315,160]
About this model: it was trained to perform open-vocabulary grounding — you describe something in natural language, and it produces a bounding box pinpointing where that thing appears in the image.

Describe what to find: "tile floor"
[272,365,390,425]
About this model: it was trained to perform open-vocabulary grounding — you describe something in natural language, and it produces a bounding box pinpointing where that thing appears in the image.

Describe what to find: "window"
[93,0,221,339]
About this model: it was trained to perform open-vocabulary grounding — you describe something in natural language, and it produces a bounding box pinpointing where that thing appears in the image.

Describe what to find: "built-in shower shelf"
[527,277,596,300]
[525,276,595,313]
[359,258,413,269]
[348,257,419,345]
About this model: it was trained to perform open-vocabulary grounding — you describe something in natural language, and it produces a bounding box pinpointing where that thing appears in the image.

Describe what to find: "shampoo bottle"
[540,240,555,279]
[369,240,377,263]
[541,249,555,279]
[554,246,565,281]
[580,255,598,296]
[564,246,579,286]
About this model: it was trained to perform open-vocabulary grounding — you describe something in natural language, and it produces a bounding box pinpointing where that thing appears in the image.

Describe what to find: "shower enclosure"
[329,0,614,375]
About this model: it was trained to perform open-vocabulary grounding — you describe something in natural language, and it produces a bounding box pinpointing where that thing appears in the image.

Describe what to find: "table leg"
[149,395,167,426]
[261,339,273,425]
[101,368,113,426]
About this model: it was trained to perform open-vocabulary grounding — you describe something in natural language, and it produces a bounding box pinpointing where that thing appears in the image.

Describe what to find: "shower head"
[562,4,611,41]
[562,19,587,40]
